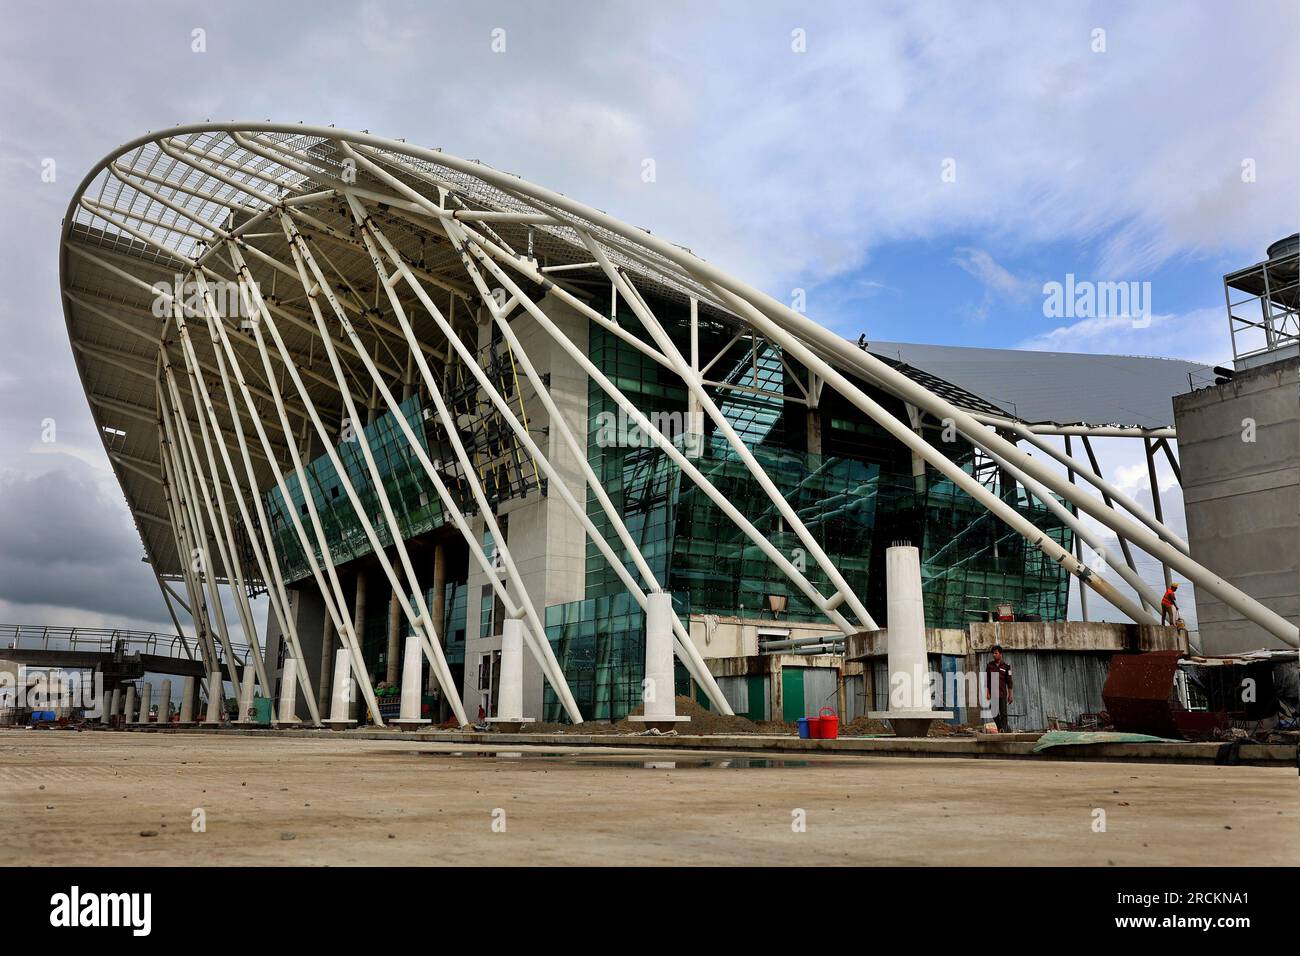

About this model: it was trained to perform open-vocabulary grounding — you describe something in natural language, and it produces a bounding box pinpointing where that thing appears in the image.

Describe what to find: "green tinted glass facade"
[263,396,441,584]
[539,312,1072,720]
[577,318,1072,629]
[542,592,691,722]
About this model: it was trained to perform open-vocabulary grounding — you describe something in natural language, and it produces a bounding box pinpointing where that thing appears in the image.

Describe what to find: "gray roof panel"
[867,341,1211,428]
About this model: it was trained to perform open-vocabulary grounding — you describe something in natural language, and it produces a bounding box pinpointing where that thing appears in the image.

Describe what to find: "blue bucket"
[797,717,812,739]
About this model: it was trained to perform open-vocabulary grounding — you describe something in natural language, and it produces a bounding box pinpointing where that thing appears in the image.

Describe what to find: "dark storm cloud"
[0,465,161,620]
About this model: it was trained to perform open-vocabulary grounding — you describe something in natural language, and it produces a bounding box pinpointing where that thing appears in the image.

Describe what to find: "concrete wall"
[462,292,589,720]
[1173,357,1299,653]
[687,614,844,659]
[845,621,1186,660]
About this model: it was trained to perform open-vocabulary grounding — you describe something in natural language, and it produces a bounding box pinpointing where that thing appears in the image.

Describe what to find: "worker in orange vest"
[1160,582,1180,625]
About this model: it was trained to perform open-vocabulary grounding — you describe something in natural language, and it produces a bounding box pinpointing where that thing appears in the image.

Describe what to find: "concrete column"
[178,676,196,724]
[487,618,530,729]
[629,592,688,730]
[108,687,122,724]
[349,571,368,723]
[385,589,402,685]
[317,603,335,717]
[203,671,223,725]
[277,657,300,725]
[427,539,446,695]
[235,665,256,725]
[137,682,152,724]
[887,547,927,708]
[158,679,172,724]
[868,545,951,736]
[124,685,138,725]
[326,650,356,728]
[394,634,430,729]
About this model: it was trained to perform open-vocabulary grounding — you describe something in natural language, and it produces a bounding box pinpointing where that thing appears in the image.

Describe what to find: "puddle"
[416,750,812,769]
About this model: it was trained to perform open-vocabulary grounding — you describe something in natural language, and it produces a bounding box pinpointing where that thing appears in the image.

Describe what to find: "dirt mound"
[512,696,796,736]
[616,695,795,735]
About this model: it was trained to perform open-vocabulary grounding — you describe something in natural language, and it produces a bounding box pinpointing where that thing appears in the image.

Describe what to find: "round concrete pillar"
[178,676,196,724]
[393,634,431,729]
[326,650,356,728]
[277,657,300,725]
[235,665,256,725]
[203,671,223,725]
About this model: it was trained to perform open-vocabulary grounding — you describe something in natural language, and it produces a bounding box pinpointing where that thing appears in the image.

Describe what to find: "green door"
[781,669,805,722]
[746,675,767,721]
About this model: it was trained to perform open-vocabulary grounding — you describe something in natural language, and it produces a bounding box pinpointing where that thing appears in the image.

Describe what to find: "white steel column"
[450,218,860,636]
[270,221,469,725]
[704,280,1157,625]
[435,214,733,712]
[217,260,386,727]
[581,230,877,630]
[157,375,241,689]
[1005,422,1190,555]
[333,197,584,721]
[172,302,273,700]
[190,276,322,725]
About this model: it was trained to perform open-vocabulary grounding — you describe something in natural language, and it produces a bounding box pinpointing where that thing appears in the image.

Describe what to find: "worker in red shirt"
[1160,583,1180,626]
[985,645,1014,733]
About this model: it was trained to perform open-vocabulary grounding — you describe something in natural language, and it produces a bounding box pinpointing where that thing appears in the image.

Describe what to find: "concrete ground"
[2,730,1295,866]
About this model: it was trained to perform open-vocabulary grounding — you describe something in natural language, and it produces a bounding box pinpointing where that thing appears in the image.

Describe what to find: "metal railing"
[0,624,252,666]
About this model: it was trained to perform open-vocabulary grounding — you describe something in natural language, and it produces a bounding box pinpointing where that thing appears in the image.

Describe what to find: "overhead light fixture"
[766,593,788,617]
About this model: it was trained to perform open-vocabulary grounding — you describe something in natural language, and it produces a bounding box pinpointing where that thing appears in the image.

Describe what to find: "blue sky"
[0,0,1296,633]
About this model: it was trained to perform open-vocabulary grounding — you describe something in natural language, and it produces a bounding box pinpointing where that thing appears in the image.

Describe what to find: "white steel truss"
[57,121,1296,736]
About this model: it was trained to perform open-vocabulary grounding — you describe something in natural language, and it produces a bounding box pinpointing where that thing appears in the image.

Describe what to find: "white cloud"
[953,248,1033,298]
[1018,307,1232,366]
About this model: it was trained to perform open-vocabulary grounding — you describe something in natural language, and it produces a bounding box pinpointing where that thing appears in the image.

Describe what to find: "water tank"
[1266,232,1299,260]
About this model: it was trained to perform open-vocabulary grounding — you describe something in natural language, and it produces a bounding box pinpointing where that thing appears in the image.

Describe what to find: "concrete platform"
[110,724,1298,766]
[3,731,1296,867]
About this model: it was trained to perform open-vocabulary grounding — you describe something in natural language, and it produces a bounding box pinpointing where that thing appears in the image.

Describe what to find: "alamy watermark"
[0,666,104,715]
[593,407,705,456]
[151,274,258,322]
[1042,274,1151,328]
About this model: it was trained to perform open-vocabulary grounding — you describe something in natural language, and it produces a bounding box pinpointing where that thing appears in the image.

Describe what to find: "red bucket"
[812,707,839,739]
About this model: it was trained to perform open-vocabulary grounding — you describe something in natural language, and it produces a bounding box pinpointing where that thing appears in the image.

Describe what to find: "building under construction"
[54,124,1300,730]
